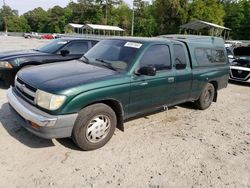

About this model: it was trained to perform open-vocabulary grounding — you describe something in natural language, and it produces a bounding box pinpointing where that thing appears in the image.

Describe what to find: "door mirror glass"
[137,66,156,76]
[175,63,186,70]
[60,50,70,57]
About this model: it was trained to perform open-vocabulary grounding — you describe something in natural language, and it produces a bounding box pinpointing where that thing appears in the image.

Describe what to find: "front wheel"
[72,103,117,151]
[194,83,215,110]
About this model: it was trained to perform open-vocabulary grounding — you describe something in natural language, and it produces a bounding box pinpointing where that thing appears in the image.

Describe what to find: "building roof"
[84,24,124,32]
[180,20,231,31]
[66,23,84,29]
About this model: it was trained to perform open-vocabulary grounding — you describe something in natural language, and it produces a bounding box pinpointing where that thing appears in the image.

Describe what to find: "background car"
[42,34,55,40]
[23,32,41,39]
[0,38,99,85]
[229,46,250,83]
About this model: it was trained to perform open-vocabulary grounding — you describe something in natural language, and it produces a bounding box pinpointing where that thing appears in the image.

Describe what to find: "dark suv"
[0,38,99,85]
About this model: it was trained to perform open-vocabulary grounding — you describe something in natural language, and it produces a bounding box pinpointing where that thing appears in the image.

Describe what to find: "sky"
[1,0,134,15]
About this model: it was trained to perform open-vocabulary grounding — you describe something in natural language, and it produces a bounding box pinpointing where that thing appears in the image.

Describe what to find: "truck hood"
[0,50,46,60]
[17,60,117,93]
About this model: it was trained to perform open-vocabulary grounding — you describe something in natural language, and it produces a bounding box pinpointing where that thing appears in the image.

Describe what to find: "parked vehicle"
[0,38,99,85]
[226,47,236,64]
[229,46,250,83]
[41,34,55,40]
[23,32,41,39]
[7,35,229,150]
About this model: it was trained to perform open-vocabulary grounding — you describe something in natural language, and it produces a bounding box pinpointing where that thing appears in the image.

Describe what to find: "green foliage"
[0,5,18,31]
[23,8,49,33]
[7,16,31,32]
[152,0,189,35]
[0,0,250,39]
[189,0,225,25]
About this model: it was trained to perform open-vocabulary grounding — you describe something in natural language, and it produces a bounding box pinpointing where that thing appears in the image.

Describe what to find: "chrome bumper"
[7,88,77,139]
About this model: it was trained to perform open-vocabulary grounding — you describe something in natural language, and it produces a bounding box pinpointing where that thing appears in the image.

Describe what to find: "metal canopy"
[180,20,231,31]
[84,24,125,32]
[66,23,84,29]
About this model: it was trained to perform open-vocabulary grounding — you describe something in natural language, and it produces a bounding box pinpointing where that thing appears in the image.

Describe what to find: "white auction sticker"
[57,41,68,44]
[124,42,142,48]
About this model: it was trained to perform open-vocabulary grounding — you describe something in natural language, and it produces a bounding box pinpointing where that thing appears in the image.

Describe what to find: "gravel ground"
[0,36,250,188]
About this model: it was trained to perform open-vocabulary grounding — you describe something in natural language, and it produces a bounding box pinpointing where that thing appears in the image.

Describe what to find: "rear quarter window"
[195,48,226,65]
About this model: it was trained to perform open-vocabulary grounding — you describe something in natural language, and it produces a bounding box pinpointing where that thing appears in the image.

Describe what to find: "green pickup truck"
[7,35,229,150]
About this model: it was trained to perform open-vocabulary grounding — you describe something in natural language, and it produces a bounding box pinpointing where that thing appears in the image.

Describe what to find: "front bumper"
[229,66,250,83]
[7,88,78,139]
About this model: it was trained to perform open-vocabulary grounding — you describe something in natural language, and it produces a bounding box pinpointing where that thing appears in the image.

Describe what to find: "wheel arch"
[209,80,218,102]
[85,99,125,132]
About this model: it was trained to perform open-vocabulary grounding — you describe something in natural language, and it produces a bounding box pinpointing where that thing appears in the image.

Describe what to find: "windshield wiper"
[95,58,117,71]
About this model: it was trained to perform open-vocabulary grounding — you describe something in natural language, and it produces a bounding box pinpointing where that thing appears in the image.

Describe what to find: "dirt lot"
[0,36,249,188]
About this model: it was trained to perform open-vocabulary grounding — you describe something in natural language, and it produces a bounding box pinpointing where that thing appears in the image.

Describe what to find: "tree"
[47,6,66,33]
[133,0,157,36]
[7,16,30,32]
[238,0,250,39]
[189,0,225,25]
[107,1,131,35]
[23,7,49,32]
[152,0,189,35]
[0,5,18,31]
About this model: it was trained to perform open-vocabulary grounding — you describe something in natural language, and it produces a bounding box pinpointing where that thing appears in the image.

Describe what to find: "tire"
[194,83,215,110]
[72,103,117,151]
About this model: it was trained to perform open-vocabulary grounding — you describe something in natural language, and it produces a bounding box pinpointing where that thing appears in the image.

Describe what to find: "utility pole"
[131,0,135,36]
[105,0,108,25]
[3,0,7,33]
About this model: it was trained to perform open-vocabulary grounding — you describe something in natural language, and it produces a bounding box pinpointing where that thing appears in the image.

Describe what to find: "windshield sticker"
[125,42,142,48]
[57,41,68,44]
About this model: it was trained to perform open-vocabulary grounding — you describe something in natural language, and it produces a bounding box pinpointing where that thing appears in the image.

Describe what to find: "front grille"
[15,77,37,104]
[231,69,250,80]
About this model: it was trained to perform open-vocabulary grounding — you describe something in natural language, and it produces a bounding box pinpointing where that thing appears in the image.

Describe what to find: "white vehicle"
[229,46,250,83]
[23,32,41,39]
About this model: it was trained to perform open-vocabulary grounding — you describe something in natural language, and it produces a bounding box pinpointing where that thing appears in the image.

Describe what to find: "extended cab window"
[62,41,89,54]
[173,44,187,66]
[195,48,226,65]
[212,49,226,63]
[140,45,171,71]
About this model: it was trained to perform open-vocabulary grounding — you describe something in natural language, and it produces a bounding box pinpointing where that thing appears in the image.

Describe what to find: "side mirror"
[60,50,69,57]
[176,63,186,70]
[137,66,156,76]
[228,55,234,59]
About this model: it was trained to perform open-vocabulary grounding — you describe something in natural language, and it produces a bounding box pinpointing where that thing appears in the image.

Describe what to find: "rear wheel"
[72,103,117,151]
[195,83,215,110]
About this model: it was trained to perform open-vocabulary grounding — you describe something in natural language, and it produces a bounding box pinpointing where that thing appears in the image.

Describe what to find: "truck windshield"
[37,39,69,53]
[83,39,142,71]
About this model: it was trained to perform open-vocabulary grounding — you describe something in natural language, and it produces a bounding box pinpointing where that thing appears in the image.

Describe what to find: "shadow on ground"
[0,102,80,150]
[229,80,250,87]
[0,80,9,89]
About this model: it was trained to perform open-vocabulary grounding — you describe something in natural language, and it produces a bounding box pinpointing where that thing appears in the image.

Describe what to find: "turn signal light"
[29,121,41,129]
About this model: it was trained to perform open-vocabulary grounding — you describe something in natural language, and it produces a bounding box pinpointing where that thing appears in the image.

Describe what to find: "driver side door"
[129,44,176,117]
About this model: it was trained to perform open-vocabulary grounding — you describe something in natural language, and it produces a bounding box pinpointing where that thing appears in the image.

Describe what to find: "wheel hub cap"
[86,115,111,143]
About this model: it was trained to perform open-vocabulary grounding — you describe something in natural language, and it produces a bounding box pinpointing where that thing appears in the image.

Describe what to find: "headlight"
[0,61,13,68]
[36,90,66,110]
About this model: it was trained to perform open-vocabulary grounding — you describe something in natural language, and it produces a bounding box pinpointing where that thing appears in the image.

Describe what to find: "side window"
[173,44,187,66]
[195,48,226,65]
[140,45,171,71]
[212,49,226,63]
[63,41,89,55]
[195,48,213,65]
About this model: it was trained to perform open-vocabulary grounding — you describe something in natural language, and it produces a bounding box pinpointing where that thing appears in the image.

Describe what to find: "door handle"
[168,77,175,83]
